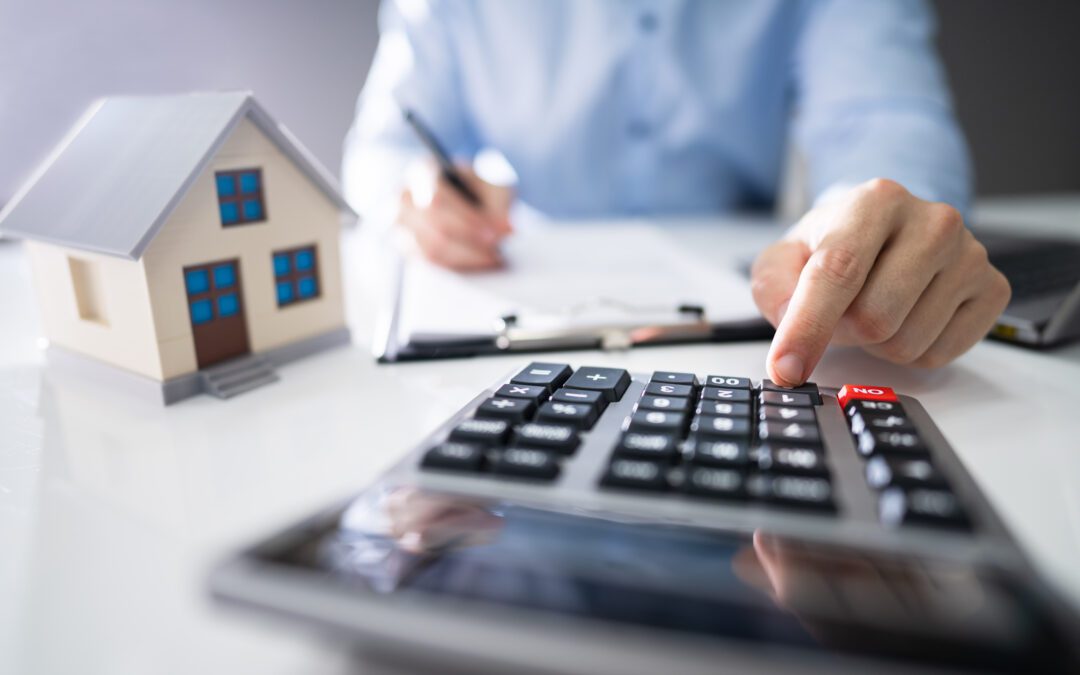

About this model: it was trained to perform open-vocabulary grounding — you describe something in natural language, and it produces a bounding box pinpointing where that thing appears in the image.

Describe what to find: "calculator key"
[686,438,751,468]
[879,488,969,529]
[704,375,752,390]
[837,383,897,409]
[690,414,751,440]
[510,362,573,392]
[866,456,948,490]
[651,371,698,386]
[493,448,560,481]
[849,411,915,434]
[754,444,829,477]
[856,429,927,457]
[683,467,746,500]
[762,379,821,404]
[645,382,694,398]
[758,390,813,408]
[758,405,815,424]
[758,421,820,445]
[551,387,606,412]
[845,398,904,417]
[701,387,751,402]
[637,395,690,413]
[496,383,548,405]
[601,459,669,491]
[564,367,632,402]
[421,442,485,473]
[536,401,598,430]
[628,410,686,435]
[747,474,835,511]
[514,423,580,454]
[696,401,751,417]
[615,432,679,462]
[449,418,511,446]
[475,397,535,424]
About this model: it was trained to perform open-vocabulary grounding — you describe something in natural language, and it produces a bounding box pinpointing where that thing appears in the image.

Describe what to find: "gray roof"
[0,91,357,259]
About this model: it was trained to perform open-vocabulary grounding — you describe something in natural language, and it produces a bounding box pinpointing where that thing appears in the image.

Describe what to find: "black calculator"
[212,363,1080,674]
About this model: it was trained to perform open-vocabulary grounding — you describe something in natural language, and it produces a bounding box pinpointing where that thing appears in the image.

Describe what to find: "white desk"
[1,197,1078,674]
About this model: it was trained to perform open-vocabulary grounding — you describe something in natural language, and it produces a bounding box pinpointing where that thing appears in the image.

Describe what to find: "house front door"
[183,258,251,369]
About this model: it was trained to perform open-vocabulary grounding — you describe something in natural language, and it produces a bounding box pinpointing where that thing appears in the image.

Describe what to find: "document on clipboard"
[374,219,773,362]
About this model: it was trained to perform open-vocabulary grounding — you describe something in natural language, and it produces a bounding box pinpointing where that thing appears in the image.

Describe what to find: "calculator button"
[601,459,669,491]
[514,423,580,454]
[551,388,606,412]
[696,401,751,417]
[690,414,751,440]
[686,438,750,468]
[704,375,752,390]
[421,442,485,472]
[475,397,535,424]
[645,382,694,398]
[758,390,814,407]
[758,421,820,445]
[856,429,927,457]
[866,456,948,490]
[683,467,746,500]
[759,405,815,424]
[628,410,686,435]
[755,444,829,476]
[493,448,560,481]
[564,367,632,401]
[536,401,598,430]
[496,383,548,405]
[615,432,679,462]
[845,398,904,417]
[762,379,821,405]
[747,474,835,511]
[449,418,511,446]
[837,384,897,409]
[701,387,751,402]
[849,411,915,434]
[637,395,690,413]
[651,371,698,386]
[879,488,969,529]
[510,362,573,392]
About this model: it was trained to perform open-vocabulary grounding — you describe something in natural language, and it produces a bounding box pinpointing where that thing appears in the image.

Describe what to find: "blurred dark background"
[0,0,1076,208]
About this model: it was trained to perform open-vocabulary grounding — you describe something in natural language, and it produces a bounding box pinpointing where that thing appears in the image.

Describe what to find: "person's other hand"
[398,161,514,271]
[752,179,1011,386]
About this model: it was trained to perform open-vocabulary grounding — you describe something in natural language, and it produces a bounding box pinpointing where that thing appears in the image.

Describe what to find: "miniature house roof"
[0,91,357,260]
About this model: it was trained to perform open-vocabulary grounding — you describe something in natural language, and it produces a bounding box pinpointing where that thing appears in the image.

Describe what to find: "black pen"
[402,108,483,206]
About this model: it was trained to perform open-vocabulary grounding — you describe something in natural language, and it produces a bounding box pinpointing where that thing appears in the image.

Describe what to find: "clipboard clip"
[494,304,711,352]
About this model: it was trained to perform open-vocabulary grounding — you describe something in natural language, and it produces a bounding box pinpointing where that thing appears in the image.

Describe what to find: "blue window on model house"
[184,260,242,326]
[215,169,266,226]
[272,245,320,307]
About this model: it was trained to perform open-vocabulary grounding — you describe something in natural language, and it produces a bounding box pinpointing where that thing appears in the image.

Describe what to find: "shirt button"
[627,120,651,139]
[638,12,659,33]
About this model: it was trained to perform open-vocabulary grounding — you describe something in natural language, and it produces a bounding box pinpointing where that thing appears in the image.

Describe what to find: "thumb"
[751,238,809,327]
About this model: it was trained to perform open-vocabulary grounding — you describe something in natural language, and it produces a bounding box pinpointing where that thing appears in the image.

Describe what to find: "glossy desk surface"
[1,197,1078,674]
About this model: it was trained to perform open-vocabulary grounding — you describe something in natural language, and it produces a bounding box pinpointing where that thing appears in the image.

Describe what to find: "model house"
[0,92,357,404]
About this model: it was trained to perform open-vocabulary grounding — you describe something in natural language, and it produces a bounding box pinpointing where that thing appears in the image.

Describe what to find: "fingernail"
[773,353,805,386]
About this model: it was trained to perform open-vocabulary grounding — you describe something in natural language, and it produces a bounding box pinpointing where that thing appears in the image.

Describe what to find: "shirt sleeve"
[792,0,973,214]
[341,0,479,225]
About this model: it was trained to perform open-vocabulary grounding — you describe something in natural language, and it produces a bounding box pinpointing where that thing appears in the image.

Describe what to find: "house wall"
[142,117,346,380]
[25,241,164,379]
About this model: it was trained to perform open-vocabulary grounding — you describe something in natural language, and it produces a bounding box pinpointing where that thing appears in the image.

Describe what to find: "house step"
[199,354,279,399]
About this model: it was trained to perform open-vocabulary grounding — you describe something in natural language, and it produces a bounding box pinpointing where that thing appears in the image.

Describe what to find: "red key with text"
[838,384,898,409]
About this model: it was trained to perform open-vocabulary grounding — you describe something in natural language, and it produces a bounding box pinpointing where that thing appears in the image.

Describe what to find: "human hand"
[398,161,514,270]
[752,179,1011,386]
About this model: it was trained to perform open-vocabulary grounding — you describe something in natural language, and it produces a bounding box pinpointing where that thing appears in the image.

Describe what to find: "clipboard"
[373,220,774,363]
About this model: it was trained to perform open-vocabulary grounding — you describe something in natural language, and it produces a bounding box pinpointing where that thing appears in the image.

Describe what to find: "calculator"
[211,363,1080,674]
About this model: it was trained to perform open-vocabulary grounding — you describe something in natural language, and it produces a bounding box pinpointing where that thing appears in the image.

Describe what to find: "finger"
[433,175,510,240]
[410,215,502,270]
[751,239,810,327]
[911,269,1010,368]
[767,214,896,386]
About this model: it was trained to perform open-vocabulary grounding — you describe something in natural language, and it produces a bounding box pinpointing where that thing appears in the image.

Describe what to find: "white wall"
[0,0,380,207]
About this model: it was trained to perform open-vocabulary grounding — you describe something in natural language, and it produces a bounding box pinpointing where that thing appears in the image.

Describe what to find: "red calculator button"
[838,384,898,408]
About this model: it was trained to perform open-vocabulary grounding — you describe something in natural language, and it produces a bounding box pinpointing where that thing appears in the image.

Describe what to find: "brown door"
[183,258,250,369]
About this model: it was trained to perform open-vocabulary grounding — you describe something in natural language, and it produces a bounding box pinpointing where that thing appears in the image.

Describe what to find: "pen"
[402,108,483,206]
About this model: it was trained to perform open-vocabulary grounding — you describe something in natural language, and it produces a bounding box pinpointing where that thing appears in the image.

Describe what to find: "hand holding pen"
[399,109,514,271]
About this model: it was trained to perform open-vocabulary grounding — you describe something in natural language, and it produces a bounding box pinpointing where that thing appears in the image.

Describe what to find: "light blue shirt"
[343,0,971,220]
